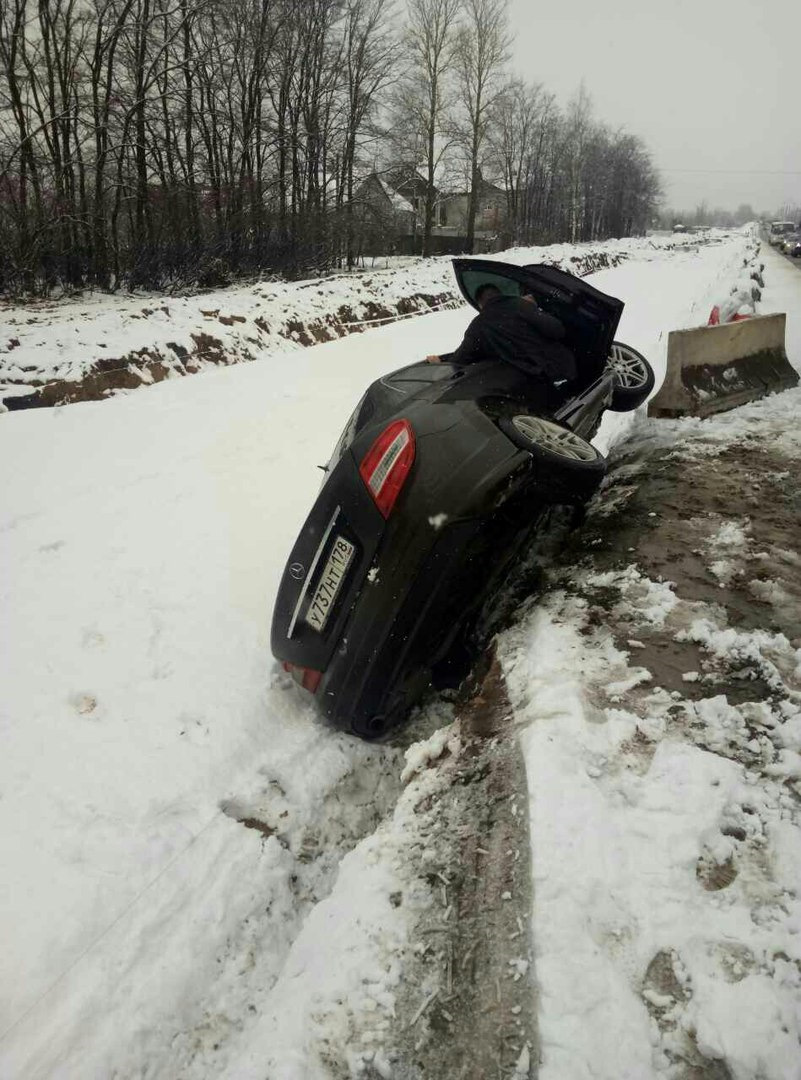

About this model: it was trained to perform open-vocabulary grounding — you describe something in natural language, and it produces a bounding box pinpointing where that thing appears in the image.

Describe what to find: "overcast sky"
[507,0,800,214]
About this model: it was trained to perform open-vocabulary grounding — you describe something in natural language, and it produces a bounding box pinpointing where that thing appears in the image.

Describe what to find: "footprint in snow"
[70,692,98,716]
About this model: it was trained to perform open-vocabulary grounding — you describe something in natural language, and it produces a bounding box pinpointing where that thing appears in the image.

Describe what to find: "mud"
[563,432,801,708]
[390,654,536,1080]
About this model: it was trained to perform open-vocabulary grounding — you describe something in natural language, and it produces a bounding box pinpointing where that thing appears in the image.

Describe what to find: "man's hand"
[425,354,441,363]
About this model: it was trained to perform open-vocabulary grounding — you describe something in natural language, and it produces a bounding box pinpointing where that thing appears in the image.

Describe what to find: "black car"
[271,259,654,738]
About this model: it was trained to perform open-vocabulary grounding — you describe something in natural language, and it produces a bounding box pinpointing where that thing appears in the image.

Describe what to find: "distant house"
[435,176,508,244]
[385,168,448,228]
[351,172,419,255]
[351,168,508,255]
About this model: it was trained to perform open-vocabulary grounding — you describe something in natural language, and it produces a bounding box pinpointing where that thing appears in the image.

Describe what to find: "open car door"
[451,258,624,386]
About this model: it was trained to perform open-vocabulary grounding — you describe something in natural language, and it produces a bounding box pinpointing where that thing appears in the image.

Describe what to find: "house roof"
[387,168,431,195]
[436,175,507,198]
[374,176,415,215]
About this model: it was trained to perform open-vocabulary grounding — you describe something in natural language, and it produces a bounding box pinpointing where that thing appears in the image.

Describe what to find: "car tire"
[605,341,655,411]
[498,414,606,500]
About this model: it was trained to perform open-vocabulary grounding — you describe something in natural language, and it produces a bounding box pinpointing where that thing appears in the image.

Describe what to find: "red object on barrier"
[708,305,753,326]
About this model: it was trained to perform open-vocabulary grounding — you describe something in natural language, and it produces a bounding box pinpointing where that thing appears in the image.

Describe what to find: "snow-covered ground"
[503,241,801,1080]
[2,227,798,1078]
[0,230,724,404]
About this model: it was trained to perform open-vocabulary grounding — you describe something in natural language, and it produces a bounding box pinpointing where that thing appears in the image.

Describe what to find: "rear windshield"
[460,269,523,301]
[324,392,372,478]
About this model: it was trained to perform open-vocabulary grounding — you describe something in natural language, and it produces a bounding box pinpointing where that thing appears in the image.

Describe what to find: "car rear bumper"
[315,516,481,730]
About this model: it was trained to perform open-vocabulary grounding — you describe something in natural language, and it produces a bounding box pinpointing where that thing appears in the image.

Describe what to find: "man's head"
[475,283,502,310]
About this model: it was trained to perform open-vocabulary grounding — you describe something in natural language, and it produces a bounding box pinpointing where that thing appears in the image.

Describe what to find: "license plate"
[305,535,355,632]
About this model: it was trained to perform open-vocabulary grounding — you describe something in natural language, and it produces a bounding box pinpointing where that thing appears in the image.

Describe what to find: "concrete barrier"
[648,313,798,418]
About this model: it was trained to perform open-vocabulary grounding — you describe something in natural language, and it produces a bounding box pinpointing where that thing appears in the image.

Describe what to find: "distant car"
[271,261,655,738]
[769,221,796,246]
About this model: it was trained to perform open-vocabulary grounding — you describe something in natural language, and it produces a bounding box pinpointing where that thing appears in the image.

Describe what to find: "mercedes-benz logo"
[289,562,306,581]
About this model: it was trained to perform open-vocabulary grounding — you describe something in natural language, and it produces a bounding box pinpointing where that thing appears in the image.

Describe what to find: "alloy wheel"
[607,343,650,388]
[510,415,597,462]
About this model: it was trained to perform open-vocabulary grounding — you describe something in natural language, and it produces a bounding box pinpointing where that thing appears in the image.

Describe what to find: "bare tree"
[0,0,42,285]
[488,77,545,244]
[0,0,662,295]
[337,0,396,267]
[389,0,460,255]
[562,81,592,241]
[454,0,509,253]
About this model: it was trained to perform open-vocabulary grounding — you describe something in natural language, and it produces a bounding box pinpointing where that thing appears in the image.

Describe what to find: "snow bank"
[0,227,761,1078]
[0,229,732,407]
[506,597,800,1079]
[501,281,801,1080]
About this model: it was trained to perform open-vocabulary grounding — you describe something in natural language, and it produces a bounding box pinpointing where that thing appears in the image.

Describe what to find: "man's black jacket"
[448,295,577,382]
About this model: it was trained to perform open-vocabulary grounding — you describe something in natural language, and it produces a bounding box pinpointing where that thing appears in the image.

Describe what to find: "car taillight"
[358,419,416,518]
[282,661,322,693]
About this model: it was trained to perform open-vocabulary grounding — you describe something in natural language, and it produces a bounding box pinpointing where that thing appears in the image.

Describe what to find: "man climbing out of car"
[425,283,577,401]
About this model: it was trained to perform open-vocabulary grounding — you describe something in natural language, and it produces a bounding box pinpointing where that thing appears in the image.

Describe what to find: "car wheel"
[498,414,606,500]
[605,341,655,411]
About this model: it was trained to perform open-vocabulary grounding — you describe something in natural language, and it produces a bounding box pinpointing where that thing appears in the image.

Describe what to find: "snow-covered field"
[1,230,721,405]
[2,228,799,1078]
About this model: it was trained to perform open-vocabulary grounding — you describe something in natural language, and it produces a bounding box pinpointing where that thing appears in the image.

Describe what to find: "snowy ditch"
[0,231,720,410]
[5,226,799,1078]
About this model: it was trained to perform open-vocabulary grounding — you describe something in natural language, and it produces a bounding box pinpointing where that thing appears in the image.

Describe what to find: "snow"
[400,724,459,785]
[2,225,797,1077]
[374,175,416,215]
[513,1044,532,1077]
[0,228,728,402]
[221,756,444,1080]
[706,521,751,588]
[585,565,680,627]
[504,596,801,1079]
[0,317,438,1078]
[498,235,801,1080]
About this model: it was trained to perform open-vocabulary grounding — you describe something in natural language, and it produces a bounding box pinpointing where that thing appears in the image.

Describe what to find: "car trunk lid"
[451,258,624,385]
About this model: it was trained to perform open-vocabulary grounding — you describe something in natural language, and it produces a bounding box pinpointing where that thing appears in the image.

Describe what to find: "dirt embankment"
[523,399,801,1079]
[1,250,624,411]
[572,426,800,711]
[386,658,536,1080]
[1,291,457,411]
[379,386,800,1080]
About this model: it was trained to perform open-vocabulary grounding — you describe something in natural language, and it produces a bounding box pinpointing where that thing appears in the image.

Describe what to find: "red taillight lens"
[282,661,322,694]
[302,668,322,693]
[358,419,415,518]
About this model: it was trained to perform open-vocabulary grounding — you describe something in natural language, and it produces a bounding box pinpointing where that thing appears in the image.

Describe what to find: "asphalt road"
[765,237,801,269]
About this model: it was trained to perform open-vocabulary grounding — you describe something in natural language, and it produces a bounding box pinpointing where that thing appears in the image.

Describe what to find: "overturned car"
[271,260,654,738]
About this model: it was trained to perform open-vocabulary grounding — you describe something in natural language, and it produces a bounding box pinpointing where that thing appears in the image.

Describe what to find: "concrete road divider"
[648,312,798,418]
